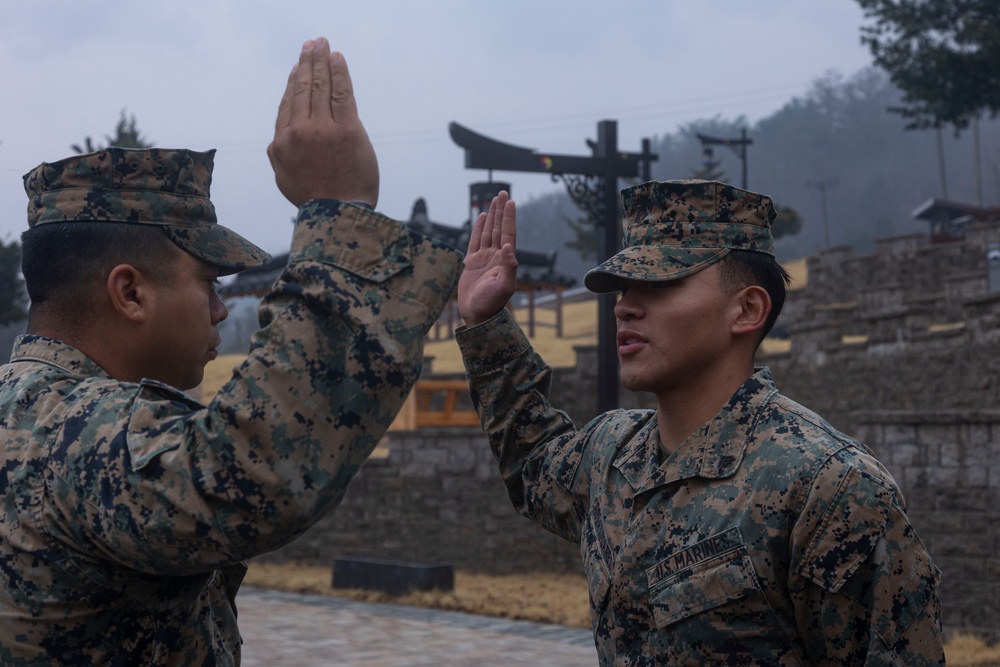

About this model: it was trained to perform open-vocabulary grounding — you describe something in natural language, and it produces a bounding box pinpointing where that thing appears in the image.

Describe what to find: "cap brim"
[584,246,730,293]
[163,223,271,276]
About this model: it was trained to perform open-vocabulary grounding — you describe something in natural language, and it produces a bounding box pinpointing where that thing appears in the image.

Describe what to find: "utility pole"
[935,127,949,200]
[973,114,983,206]
[450,121,657,414]
[807,179,838,248]
[696,128,752,188]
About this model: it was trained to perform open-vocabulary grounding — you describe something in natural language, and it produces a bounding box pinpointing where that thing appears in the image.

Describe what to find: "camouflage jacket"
[0,201,462,666]
[458,309,944,667]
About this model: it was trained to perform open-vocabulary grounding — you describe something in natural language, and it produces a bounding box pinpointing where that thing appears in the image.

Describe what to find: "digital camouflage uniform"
[0,149,463,665]
[457,181,944,666]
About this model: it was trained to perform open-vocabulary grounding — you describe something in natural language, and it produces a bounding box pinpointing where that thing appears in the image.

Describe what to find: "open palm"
[457,191,518,327]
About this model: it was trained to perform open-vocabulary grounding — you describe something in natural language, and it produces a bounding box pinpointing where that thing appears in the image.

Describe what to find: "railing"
[389,379,480,429]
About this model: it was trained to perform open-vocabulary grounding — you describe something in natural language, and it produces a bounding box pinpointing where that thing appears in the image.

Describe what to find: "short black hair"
[21,222,175,309]
[717,249,792,340]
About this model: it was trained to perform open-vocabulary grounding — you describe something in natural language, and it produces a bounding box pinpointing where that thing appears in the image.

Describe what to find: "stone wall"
[764,221,1000,436]
[855,411,1000,641]
[259,427,583,575]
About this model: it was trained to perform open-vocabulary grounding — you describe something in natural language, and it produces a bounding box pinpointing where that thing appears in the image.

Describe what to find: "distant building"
[912,198,1000,242]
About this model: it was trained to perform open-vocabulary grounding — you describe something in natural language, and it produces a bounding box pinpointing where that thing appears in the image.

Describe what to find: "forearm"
[458,309,588,542]
[210,201,461,549]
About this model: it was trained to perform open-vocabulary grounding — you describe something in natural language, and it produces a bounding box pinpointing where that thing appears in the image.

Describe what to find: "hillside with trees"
[517,68,1000,281]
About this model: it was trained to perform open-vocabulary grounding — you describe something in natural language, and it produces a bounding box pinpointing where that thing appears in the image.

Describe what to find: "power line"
[204,81,815,151]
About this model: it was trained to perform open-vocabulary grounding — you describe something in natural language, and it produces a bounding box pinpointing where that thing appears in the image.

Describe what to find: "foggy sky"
[0,1,875,257]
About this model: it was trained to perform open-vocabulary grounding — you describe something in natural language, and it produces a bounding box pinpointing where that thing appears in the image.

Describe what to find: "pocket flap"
[126,379,202,470]
[797,467,892,593]
[647,528,759,628]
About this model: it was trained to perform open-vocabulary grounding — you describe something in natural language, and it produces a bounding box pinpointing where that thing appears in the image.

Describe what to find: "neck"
[27,308,85,350]
[655,360,755,454]
[28,309,142,383]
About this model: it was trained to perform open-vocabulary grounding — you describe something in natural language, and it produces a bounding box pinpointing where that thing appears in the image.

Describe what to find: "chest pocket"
[646,527,763,629]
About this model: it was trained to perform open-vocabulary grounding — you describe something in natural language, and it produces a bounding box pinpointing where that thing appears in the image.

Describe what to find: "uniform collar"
[9,334,111,380]
[613,368,779,494]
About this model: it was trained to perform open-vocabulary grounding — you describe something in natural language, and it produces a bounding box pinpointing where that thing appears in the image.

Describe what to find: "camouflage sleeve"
[47,201,463,574]
[788,451,945,666]
[457,308,591,543]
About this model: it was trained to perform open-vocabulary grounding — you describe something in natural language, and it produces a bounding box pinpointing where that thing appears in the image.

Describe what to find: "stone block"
[884,441,923,468]
[413,446,449,466]
[881,423,917,447]
[917,424,960,449]
[931,533,993,558]
[968,423,992,447]
[913,511,963,534]
[446,444,478,470]
[937,488,996,513]
[918,465,988,489]
[941,439,993,468]
[964,513,990,533]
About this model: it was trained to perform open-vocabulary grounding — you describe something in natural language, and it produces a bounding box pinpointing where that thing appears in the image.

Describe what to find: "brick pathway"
[237,587,599,666]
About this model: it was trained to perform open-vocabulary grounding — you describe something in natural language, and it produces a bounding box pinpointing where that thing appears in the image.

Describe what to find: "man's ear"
[731,285,771,337]
[106,264,149,324]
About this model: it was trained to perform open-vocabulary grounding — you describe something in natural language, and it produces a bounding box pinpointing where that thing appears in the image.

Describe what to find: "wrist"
[461,309,503,329]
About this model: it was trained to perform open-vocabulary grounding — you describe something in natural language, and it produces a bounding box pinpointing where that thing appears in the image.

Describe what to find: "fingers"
[480,195,498,250]
[328,51,359,122]
[274,61,299,133]
[310,38,333,119]
[290,39,316,123]
[500,198,517,254]
[475,192,514,254]
[274,38,343,129]
[468,211,486,255]
[490,191,509,249]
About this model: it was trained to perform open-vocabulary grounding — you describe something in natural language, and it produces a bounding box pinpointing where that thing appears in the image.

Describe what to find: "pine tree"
[71,109,154,153]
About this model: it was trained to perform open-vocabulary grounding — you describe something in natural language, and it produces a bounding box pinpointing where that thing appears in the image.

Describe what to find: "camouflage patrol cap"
[584,179,776,293]
[23,147,271,275]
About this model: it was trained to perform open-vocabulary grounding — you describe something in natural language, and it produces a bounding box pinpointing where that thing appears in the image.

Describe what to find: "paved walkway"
[237,587,599,666]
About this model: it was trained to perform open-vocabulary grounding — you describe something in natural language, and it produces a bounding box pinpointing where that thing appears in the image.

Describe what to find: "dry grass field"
[245,560,591,629]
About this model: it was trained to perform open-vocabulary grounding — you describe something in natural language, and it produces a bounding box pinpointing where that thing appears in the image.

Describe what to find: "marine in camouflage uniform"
[0,40,462,665]
[455,183,944,666]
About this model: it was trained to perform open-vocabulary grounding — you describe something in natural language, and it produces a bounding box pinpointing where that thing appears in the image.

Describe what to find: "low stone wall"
[259,427,583,575]
[855,410,1000,641]
[261,407,997,639]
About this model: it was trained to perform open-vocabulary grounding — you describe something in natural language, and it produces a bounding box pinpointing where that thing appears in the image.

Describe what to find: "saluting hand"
[267,37,379,208]
[457,191,518,327]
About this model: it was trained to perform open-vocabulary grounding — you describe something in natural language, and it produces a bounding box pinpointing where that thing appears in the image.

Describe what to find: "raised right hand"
[267,38,379,208]
[457,191,518,327]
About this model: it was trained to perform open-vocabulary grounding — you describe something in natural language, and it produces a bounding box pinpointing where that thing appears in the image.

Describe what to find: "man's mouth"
[617,330,647,355]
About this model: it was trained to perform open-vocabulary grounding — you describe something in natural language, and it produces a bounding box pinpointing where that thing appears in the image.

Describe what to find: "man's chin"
[619,374,647,394]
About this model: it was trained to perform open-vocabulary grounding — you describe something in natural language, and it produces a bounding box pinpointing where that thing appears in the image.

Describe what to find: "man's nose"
[211,291,229,325]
